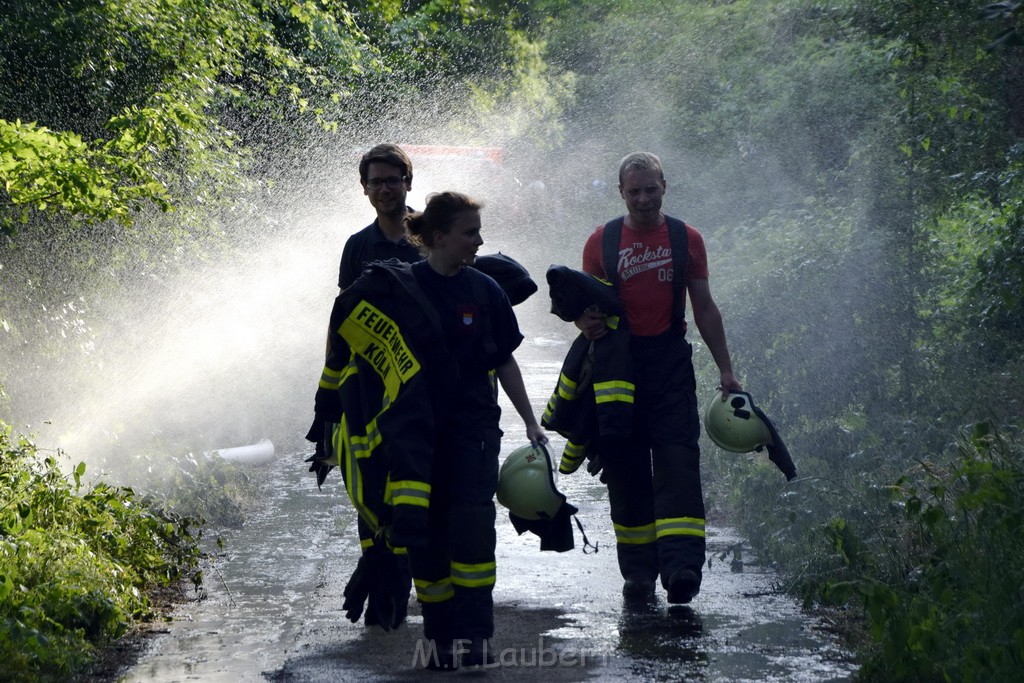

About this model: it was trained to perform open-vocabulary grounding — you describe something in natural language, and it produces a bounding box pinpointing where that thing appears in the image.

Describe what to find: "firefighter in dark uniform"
[311,145,544,639]
[405,191,547,668]
[338,143,422,290]
[575,152,743,605]
[329,144,422,630]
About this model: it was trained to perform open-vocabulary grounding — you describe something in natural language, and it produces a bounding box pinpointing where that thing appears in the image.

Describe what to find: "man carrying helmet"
[573,151,742,604]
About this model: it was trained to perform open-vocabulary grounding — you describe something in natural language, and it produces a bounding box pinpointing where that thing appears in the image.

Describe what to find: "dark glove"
[365,549,411,630]
[303,419,334,488]
[342,547,384,625]
[303,428,333,488]
[304,454,333,489]
[343,546,411,631]
[586,451,604,478]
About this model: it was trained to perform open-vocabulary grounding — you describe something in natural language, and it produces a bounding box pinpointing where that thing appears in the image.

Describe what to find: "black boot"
[460,637,496,668]
[666,569,700,604]
[423,639,458,671]
[622,577,656,601]
[420,602,456,671]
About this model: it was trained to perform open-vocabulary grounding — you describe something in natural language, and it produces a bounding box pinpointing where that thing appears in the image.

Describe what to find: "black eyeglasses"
[365,176,407,191]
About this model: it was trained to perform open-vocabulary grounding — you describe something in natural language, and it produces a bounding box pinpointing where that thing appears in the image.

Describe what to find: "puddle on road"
[120,452,364,682]
[123,348,859,682]
[497,474,857,683]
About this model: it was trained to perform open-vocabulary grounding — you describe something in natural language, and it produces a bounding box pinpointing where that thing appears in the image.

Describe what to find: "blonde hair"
[618,151,665,185]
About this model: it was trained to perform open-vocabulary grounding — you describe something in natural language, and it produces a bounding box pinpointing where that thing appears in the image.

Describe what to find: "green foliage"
[854,423,1024,682]
[920,159,1024,367]
[0,0,376,232]
[340,0,575,146]
[0,421,202,679]
[720,421,1024,682]
[462,31,576,146]
[1,118,172,230]
[132,448,264,530]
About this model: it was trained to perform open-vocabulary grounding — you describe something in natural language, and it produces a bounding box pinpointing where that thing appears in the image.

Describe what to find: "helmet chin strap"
[573,516,599,554]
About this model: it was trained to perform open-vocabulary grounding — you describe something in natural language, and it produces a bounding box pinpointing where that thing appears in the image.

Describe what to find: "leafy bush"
[855,422,1024,682]
[0,421,202,680]
[727,420,1024,682]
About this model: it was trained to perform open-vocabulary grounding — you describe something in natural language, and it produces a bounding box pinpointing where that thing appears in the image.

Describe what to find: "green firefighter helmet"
[704,390,773,453]
[496,443,564,520]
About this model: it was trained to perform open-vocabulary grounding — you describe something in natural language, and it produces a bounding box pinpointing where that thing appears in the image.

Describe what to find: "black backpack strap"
[602,215,689,330]
[601,216,625,289]
[665,216,689,330]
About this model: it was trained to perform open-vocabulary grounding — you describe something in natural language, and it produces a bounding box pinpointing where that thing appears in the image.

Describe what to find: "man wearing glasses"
[338,143,422,290]
[329,143,421,632]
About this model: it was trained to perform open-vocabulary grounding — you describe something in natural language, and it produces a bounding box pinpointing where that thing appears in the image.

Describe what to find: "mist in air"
[0,5,905,498]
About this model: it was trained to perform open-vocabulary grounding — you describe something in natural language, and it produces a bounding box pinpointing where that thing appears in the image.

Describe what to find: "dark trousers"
[600,332,706,588]
[408,413,501,641]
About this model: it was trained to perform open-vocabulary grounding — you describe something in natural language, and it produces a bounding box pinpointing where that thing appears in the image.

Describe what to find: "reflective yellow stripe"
[326,419,342,467]
[656,517,706,538]
[337,419,378,531]
[319,365,343,390]
[451,561,496,588]
[555,373,578,400]
[414,577,454,603]
[386,479,431,508]
[559,440,587,474]
[542,395,557,423]
[319,360,359,390]
[613,522,657,545]
[359,539,407,555]
[606,314,621,330]
[347,418,383,460]
[594,380,635,404]
[543,372,580,424]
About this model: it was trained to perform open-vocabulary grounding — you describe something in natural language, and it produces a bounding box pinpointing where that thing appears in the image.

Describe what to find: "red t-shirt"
[582,219,709,336]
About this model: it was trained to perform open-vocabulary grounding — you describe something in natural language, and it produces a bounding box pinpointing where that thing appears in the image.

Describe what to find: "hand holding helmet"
[496,443,564,520]
[496,442,582,552]
[704,389,798,481]
[704,390,773,453]
[718,370,743,399]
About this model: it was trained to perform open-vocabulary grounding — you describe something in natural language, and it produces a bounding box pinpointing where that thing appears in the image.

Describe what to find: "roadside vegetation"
[2,0,1023,680]
[0,422,202,680]
[0,417,269,681]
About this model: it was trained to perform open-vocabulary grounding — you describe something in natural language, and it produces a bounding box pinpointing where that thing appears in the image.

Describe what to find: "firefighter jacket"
[542,266,635,475]
[314,261,459,550]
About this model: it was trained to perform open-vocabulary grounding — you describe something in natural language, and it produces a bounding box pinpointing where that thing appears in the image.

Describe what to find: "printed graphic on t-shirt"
[619,242,673,282]
[457,303,480,335]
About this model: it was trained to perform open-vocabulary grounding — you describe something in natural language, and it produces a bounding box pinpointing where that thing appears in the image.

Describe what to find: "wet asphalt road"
[122,351,858,683]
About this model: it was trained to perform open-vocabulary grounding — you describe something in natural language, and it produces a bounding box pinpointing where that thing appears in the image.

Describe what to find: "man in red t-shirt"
[575,151,742,604]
